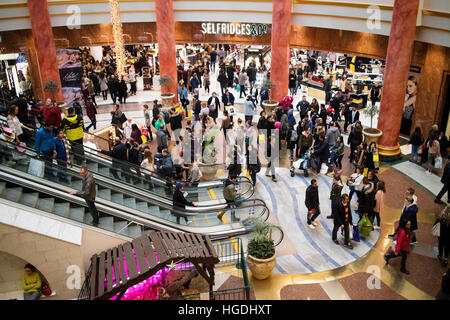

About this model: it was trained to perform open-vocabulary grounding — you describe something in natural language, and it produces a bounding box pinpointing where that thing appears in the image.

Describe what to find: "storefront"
[0,53,31,106]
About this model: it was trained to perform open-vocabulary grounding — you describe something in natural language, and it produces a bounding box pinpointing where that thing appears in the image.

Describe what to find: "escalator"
[0,139,272,239]
[75,132,255,205]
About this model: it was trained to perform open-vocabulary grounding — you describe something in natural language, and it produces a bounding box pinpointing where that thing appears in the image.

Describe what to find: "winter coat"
[35,127,55,153]
[61,114,84,141]
[305,185,320,210]
[395,228,410,253]
[76,171,96,201]
[85,101,97,120]
[400,204,418,231]
[334,202,353,226]
[154,152,173,177]
[330,182,343,201]
[287,109,296,126]
[173,188,193,209]
[348,126,363,146]
[313,139,330,163]
[326,126,340,147]
[101,142,128,163]
[299,132,313,150]
[441,163,450,187]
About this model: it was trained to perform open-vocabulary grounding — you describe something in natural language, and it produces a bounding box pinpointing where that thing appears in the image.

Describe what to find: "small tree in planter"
[44,80,60,101]
[261,79,278,114]
[245,216,279,280]
[159,75,175,107]
[361,103,383,145]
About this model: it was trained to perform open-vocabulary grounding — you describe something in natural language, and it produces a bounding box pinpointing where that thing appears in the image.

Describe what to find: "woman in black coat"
[172,183,196,225]
[118,77,128,104]
[348,123,363,163]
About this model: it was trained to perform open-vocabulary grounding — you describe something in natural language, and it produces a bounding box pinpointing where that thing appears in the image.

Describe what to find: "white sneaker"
[307,224,316,229]
[374,226,381,230]
[186,221,193,225]
[426,171,432,175]
[312,221,319,226]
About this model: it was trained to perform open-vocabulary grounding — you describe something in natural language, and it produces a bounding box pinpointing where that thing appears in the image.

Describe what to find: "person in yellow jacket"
[22,264,41,300]
[61,106,85,165]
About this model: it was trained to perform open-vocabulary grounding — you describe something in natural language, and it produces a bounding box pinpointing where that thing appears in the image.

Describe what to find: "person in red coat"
[385,219,411,274]
[85,96,97,132]
[35,98,62,130]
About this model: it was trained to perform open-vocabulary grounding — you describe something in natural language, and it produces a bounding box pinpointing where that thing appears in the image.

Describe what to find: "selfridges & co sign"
[201,23,268,36]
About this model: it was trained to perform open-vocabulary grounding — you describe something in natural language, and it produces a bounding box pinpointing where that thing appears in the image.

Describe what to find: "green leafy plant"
[159,75,172,95]
[246,217,276,259]
[44,81,60,93]
[261,79,275,91]
[362,103,380,128]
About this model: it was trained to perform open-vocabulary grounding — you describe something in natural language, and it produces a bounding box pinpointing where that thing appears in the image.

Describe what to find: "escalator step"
[136,201,148,213]
[71,179,83,190]
[38,198,55,213]
[98,166,110,177]
[111,192,124,205]
[21,192,39,208]
[5,187,23,203]
[98,188,111,201]
[70,207,86,223]
[54,202,70,218]
[114,221,129,236]
[153,187,166,195]
[99,217,114,232]
[87,162,98,171]
[128,225,142,238]
[123,197,136,209]
[147,206,160,216]
[0,182,5,195]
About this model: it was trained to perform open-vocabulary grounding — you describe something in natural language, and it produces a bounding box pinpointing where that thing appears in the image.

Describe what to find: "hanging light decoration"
[109,0,127,81]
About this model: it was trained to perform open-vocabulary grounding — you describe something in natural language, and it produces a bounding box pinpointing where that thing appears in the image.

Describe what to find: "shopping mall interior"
[0,0,449,305]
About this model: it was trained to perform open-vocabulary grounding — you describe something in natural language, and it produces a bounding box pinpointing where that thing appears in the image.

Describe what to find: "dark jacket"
[227,162,242,178]
[101,142,128,163]
[305,185,319,210]
[85,101,97,120]
[334,202,353,226]
[118,80,127,97]
[194,100,202,115]
[154,152,173,177]
[400,204,418,231]
[207,96,221,118]
[247,67,257,82]
[107,77,119,93]
[217,73,228,86]
[173,188,193,209]
[330,182,343,201]
[348,126,363,146]
[222,92,235,106]
[223,178,237,201]
[76,171,96,200]
[296,101,310,117]
[313,139,330,162]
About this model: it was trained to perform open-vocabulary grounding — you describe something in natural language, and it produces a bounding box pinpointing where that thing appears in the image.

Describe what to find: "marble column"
[377,0,420,160]
[27,0,64,101]
[270,0,292,102]
[155,0,178,101]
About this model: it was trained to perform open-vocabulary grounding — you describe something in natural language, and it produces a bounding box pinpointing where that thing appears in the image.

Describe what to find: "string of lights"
[109,0,127,81]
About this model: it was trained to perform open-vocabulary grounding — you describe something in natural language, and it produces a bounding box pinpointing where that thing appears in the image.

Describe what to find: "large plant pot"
[362,128,383,145]
[246,253,276,280]
[262,100,278,115]
[198,162,219,181]
[161,93,175,108]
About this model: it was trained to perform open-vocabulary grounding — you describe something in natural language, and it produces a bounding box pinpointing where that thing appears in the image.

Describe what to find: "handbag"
[432,222,441,237]
[41,283,52,296]
[236,85,241,92]
[119,113,127,124]
[435,156,443,169]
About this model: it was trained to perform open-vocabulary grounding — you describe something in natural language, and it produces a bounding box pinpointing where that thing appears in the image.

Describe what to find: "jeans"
[307,207,321,224]
[373,211,380,227]
[211,61,216,73]
[249,80,256,93]
[239,85,247,98]
[110,91,117,104]
[411,144,419,162]
[56,159,68,181]
[385,250,408,270]
[85,199,99,224]
[86,118,96,132]
[24,291,40,300]
[102,90,108,100]
[333,154,343,169]
[193,114,200,127]
[428,153,437,171]
[265,160,276,177]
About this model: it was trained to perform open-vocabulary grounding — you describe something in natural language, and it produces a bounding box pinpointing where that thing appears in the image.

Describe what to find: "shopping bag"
[245,169,250,179]
[258,134,265,144]
[141,135,147,143]
[373,154,379,162]
[28,158,45,178]
[431,222,440,237]
[352,225,360,242]
[363,167,369,177]
[434,156,443,169]
[236,85,241,92]
[358,215,373,237]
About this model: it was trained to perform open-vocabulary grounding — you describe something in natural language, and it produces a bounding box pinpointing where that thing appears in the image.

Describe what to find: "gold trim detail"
[292,12,391,23]
[422,9,450,19]
[377,144,401,157]
[293,0,393,11]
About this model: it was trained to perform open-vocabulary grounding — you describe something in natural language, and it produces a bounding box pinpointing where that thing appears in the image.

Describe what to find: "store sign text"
[201,23,268,36]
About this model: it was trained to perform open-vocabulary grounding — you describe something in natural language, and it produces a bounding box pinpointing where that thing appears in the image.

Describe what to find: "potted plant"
[261,79,278,114]
[44,80,60,101]
[159,75,175,108]
[199,127,219,180]
[245,217,278,280]
[361,103,383,145]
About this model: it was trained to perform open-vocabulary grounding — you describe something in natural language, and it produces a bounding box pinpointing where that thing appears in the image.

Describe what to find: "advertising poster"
[56,48,83,105]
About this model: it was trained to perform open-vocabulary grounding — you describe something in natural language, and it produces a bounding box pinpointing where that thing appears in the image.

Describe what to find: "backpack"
[290,130,298,142]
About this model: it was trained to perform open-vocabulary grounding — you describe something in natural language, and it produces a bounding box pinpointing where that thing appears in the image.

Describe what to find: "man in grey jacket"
[325,121,341,148]
[69,166,99,226]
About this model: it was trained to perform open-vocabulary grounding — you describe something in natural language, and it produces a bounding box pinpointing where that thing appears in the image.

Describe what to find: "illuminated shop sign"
[201,23,268,36]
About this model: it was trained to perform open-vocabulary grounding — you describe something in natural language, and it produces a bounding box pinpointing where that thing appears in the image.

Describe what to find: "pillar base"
[378,144,402,162]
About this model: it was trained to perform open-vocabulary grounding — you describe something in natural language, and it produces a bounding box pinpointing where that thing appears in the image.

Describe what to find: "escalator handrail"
[0,163,270,232]
[0,140,254,208]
